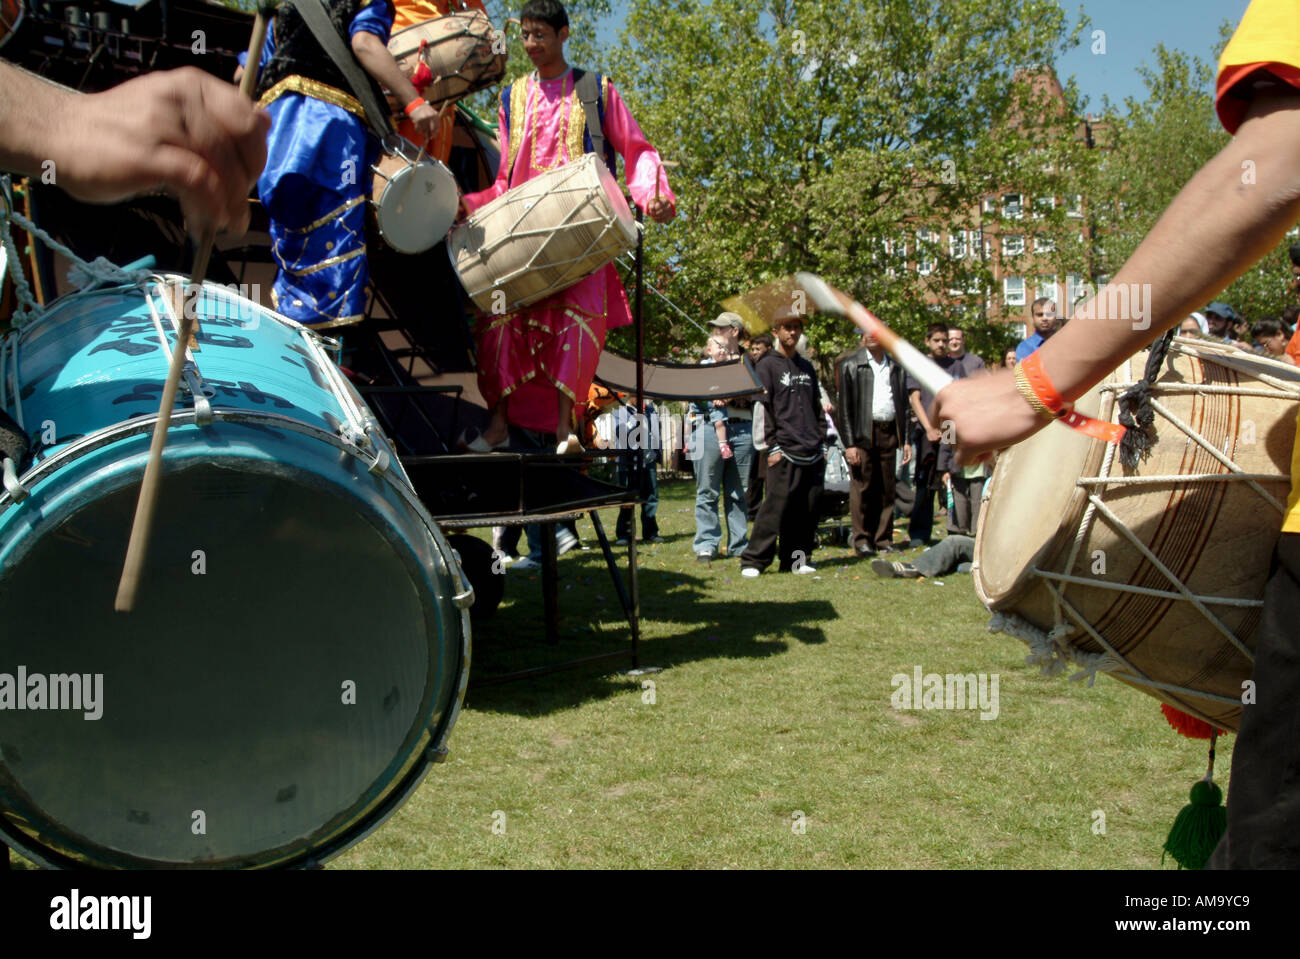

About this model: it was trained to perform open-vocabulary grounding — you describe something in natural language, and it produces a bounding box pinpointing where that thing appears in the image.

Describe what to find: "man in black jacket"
[837,329,911,557]
[740,311,828,577]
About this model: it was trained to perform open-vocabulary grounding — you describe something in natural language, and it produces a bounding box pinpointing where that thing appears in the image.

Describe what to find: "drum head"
[974,376,1108,606]
[0,443,464,868]
[375,157,459,255]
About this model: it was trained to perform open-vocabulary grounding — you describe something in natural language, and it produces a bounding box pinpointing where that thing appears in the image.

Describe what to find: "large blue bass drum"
[0,276,471,868]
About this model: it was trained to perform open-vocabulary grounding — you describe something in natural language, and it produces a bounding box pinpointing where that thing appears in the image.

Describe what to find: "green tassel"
[1162,779,1226,870]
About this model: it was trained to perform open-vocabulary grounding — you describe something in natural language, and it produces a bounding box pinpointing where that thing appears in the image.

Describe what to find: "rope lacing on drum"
[987,611,1120,686]
[1116,328,1175,469]
[1,191,153,328]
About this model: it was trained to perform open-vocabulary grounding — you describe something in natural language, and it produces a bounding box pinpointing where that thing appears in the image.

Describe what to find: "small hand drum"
[371,136,459,254]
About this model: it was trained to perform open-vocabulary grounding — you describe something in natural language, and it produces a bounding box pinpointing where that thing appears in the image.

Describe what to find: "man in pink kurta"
[460,0,676,449]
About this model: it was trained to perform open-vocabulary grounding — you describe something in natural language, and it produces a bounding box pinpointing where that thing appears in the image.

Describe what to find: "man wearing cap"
[689,312,754,563]
[1206,302,1242,342]
[740,310,828,577]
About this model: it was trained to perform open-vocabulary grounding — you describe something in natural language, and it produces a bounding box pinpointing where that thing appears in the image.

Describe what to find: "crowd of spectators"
[493,242,1300,576]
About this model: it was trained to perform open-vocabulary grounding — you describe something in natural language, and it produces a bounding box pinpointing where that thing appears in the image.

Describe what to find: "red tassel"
[1161,703,1224,739]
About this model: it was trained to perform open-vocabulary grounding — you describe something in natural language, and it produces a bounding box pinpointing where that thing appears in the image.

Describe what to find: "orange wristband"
[1019,351,1066,414]
[1018,352,1127,445]
[404,97,427,116]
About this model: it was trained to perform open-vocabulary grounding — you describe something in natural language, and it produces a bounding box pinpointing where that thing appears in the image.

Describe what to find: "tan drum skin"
[975,339,1300,731]
[447,153,637,314]
[387,10,505,110]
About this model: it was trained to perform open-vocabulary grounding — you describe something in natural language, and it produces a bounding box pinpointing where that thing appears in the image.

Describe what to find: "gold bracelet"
[1014,362,1059,419]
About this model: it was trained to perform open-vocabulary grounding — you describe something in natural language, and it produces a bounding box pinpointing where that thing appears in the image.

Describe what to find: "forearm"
[1040,90,1300,402]
[351,32,421,108]
[909,392,931,433]
[0,64,73,178]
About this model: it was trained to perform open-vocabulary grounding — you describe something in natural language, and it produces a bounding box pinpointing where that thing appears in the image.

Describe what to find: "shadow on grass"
[466,560,836,716]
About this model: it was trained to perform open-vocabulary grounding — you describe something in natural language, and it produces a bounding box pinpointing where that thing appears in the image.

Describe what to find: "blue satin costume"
[244,4,391,327]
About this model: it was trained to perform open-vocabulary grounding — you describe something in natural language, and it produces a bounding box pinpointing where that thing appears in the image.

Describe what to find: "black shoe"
[854,543,877,558]
[695,552,715,564]
[644,535,664,544]
[877,545,901,555]
[872,559,921,579]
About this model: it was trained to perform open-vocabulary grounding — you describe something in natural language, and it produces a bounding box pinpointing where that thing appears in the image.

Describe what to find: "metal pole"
[629,207,644,668]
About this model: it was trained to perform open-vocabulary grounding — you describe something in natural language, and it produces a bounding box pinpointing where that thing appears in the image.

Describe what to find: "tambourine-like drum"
[448,153,638,314]
[0,276,471,868]
[975,338,1300,731]
[371,136,459,254]
[388,9,505,109]
[0,0,22,50]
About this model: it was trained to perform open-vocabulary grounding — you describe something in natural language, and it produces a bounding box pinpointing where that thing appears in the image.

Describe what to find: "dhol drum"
[371,135,459,255]
[448,153,638,314]
[0,276,471,868]
[388,9,506,110]
[975,338,1300,731]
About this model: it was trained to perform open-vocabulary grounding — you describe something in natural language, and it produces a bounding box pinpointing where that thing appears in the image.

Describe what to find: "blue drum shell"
[0,281,469,868]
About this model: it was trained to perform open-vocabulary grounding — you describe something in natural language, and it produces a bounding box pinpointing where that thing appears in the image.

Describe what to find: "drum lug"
[181,368,213,426]
[366,448,390,476]
[309,331,342,353]
[426,745,450,763]
[1,456,27,502]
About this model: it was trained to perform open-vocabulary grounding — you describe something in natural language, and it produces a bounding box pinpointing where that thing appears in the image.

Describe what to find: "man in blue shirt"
[1014,297,1058,362]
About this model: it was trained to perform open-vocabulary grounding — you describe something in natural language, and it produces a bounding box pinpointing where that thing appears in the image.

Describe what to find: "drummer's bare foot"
[556,433,582,455]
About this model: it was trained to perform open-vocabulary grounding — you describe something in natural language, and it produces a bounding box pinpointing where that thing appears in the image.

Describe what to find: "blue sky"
[595,0,1252,114]
[1056,0,1250,111]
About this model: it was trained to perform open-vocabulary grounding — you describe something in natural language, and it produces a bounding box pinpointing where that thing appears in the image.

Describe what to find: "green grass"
[6,478,1225,870]
[334,478,1228,869]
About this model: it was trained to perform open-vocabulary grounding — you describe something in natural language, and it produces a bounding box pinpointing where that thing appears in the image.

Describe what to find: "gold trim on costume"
[507,80,528,178]
[285,195,367,235]
[260,76,366,120]
[287,245,367,277]
[309,313,367,330]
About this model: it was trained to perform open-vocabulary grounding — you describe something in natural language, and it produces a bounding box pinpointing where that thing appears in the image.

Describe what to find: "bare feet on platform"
[556,433,583,455]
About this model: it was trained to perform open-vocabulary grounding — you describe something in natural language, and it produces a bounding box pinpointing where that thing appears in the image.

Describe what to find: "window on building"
[1066,273,1089,307]
[1034,234,1055,253]
[1004,275,1026,306]
[1066,194,1083,218]
[982,196,997,214]
[1003,193,1023,219]
[916,229,935,275]
[1002,234,1024,257]
[1035,275,1058,302]
[1033,196,1055,218]
[1011,321,1028,341]
[949,231,967,259]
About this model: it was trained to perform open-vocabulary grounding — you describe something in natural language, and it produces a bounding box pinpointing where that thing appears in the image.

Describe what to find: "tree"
[1092,25,1296,330]
[601,0,1096,367]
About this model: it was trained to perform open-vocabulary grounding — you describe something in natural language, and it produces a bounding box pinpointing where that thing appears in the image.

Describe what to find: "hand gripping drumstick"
[793,272,954,398]
[723,273,954,398]
[114,5,272,612]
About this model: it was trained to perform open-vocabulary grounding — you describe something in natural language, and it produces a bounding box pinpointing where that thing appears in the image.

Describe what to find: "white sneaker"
[741,567,760,579]
[556,530,579,555]
[510,556,541,571]
[792,563,818,574]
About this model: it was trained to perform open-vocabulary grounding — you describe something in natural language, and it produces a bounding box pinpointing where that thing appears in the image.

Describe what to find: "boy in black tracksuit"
[740,313,828,575]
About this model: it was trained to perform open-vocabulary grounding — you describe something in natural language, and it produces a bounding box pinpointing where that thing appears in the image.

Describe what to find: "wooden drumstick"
[795,272,954,399]
[115,5,272,613]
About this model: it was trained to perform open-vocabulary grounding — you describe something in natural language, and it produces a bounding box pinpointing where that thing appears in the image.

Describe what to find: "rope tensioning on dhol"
[1,199,155,328]
[1116,327,1175,469]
